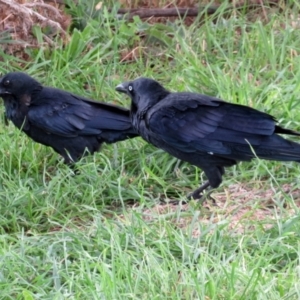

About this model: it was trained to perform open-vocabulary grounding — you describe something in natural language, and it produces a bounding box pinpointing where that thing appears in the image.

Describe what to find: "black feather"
[116,77,300,200]
[0,72,138,164]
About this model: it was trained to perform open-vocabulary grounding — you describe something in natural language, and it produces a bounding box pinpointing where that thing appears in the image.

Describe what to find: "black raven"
[116,77,300,201]
[0,72,138,164]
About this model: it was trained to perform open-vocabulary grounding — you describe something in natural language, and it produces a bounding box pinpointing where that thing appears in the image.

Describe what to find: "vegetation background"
[0,0,300,299]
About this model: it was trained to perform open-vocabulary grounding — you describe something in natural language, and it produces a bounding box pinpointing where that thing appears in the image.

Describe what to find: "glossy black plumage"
[0,72,138,164]
[116,77,300,201]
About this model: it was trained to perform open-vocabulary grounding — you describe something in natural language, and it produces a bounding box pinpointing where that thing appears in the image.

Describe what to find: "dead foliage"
[0,0,71,59]
[117,0,283,22]
[115,0,285,63]
[0,0,289,62]
[117,183,300,237]
[118,0,203,26]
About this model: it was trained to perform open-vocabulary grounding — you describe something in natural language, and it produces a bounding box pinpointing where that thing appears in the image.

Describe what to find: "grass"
[0,2,300,299]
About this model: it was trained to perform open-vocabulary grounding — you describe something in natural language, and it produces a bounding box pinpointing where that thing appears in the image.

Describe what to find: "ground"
[0,1,300,298]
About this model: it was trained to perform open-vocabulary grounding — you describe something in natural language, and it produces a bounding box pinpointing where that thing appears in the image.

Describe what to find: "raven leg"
[187,183,218,205]
[187,181,210,201]
[187,166,224,203]
[63,156,81,175]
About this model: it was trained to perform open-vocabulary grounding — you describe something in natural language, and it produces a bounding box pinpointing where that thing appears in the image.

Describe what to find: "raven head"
[0,72,42,104]
[116,77,169,111]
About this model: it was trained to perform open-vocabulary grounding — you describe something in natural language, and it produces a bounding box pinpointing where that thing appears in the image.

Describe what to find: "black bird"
[116,77,300,201]
[0,72,138,164]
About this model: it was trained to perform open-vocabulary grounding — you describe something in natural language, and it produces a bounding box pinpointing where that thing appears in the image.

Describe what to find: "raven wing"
[146,92,277,155]
[28,88,133,137]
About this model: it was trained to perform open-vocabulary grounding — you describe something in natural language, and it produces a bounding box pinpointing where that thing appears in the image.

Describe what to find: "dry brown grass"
[119,0,203,26]
[0,0,70,58]
[0,0,285,61]
[117,183,300,237]
[119,0,198,9]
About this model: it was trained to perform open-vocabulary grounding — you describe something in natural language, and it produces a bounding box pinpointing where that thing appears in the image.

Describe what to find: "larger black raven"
[0,72,138,164]
[116,77,300,201]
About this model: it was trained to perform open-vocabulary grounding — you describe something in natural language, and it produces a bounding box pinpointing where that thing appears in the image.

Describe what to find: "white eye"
[128,85,133,92]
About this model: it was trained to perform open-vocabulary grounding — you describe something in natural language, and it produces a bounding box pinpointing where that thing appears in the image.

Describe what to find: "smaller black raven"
[116,77,300,202]
[0,72,138,164]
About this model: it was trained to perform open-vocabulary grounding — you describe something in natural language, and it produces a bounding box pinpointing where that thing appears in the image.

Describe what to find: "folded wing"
[28,88,134,138]
[147,92,299,159]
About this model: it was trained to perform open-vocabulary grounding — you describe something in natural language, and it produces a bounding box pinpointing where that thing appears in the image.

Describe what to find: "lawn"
[0,1,300,299]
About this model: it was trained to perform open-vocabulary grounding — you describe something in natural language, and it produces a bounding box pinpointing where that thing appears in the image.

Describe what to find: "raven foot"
[187,181,217,205]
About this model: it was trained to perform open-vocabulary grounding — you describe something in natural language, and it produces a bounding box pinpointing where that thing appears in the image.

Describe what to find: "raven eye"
[128,85,133,92]
[3,80,9,86]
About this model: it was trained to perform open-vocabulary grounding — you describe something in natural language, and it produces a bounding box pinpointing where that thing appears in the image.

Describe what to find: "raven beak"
[0,89,10,96]
[115,82,128,94]
[0,78,9,96]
